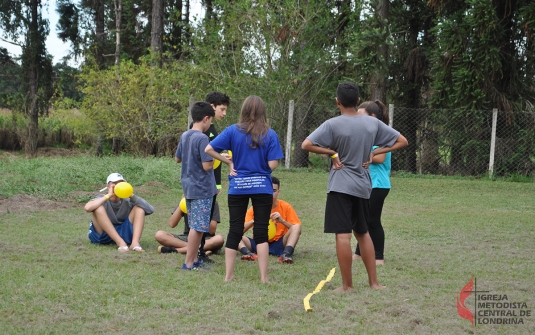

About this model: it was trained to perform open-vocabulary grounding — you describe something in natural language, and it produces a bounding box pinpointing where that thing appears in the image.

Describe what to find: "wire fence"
[188,98,535,178]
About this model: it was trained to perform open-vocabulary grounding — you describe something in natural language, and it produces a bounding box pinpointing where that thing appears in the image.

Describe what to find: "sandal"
[118,245,129,252]
[131,246,145,252]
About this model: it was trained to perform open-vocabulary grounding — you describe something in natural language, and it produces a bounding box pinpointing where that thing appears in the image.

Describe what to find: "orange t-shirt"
[244,199,301,242]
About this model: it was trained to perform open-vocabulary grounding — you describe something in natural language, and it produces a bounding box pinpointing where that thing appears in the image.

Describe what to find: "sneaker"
[278,253,294,264]
[198,254,215,264]
[181,263,199,271]
[158,246,177,254]
[240,253,258,261]
[193,260,210,270]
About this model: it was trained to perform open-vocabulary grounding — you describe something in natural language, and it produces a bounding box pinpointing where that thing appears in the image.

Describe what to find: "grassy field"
[1,153,534,334]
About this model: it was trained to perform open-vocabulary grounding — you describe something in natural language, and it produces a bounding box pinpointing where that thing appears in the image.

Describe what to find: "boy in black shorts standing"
[302,82,408,291]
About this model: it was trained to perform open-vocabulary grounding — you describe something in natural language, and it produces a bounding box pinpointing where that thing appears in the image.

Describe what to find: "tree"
[428,0,535,175]
[0,0,53,155]
[151,0,164,64]
[0,47,22,108]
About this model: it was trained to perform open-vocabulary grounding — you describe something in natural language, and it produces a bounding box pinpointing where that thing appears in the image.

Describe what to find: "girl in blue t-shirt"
[354,100,391,265]
[206,95,284,283]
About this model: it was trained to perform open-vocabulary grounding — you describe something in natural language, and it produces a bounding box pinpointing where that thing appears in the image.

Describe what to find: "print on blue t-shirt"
[209,125,284,195]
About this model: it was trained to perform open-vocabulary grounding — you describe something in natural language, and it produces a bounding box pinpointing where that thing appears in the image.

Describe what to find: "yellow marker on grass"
[303,268,336,311]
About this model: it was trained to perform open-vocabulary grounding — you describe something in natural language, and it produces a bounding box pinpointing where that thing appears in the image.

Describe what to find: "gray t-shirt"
[307,114,400,199]
[91,194,154,225]
[175,130,217,199]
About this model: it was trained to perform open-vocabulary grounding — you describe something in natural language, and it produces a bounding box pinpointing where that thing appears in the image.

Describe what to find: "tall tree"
[151,0,163,64]
[0,0,53,155]
[369,0,389,102]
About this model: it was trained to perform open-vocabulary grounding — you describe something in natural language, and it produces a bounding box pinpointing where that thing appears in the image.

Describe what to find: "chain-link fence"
[284,103,535,178]
[187,98,535,178]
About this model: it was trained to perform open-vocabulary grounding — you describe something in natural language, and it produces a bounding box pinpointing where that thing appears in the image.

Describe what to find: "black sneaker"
[158,246,177,254]
[198,254,215,264]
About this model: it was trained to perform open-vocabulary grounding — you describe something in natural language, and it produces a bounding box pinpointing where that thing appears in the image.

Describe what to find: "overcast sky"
[0,0,73,65]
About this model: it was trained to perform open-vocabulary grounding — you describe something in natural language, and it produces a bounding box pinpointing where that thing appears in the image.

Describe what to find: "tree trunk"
[205,0,214,21]
[114,0,122,68]
[25,0,40,156]
[370,0,389,102]
[95,0,105,68]
[112,0,122,155]
[151,0,163,65]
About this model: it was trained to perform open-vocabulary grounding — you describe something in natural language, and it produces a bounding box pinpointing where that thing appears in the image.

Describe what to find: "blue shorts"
[186,198,212,233]
[247,237,284,257]
[88,218,133,245]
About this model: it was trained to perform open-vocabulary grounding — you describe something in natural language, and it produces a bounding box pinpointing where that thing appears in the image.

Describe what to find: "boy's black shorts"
[324,191,369,234]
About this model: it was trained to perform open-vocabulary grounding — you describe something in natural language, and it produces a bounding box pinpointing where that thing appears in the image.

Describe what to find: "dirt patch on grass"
[0,194,74,214]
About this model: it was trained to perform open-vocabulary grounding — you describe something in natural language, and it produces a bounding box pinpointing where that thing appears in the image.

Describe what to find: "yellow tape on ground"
[303,268,336,312]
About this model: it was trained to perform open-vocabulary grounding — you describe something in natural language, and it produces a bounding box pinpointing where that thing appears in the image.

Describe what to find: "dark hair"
[336,82,360,108]
[191,101,215,122]
[205,91,230,107]
[358,100,389,125]
[272,176,280,188]
[238,95,269,148]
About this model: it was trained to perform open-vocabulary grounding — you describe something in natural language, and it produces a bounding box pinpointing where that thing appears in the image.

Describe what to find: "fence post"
[389,104,394,127]
[187,96,195,127]
[489,108,498,178]
[285,100,294,169]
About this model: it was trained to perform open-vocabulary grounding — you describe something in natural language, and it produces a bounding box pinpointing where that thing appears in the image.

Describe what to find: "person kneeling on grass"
[238,176,302,264]
[154,200,225,260]
[85,173,154,252]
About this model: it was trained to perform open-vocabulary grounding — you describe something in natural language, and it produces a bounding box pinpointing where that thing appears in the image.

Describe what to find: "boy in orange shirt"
[237,176,302,264]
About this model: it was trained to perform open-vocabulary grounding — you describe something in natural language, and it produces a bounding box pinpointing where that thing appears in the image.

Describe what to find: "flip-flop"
[131,246,145,252]
[118,245,129,252]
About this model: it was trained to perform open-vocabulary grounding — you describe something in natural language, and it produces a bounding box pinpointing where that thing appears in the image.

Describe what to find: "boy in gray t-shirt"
[302,82,408,292]
[175,101,218,270]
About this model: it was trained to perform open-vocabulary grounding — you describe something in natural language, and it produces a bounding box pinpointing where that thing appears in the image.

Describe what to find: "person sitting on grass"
[175,101,219,270]
[85,173,154,252]
[238,176,302,264]
[155,200,224,257]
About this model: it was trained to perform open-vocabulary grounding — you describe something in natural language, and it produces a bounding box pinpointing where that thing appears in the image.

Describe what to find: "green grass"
[1,154,535,334]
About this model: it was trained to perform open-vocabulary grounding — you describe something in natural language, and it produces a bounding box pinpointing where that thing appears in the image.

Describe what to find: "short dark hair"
[272,176,280,188]
[191,101,215,122]
[205,91,230,107]
[336,82,360,107]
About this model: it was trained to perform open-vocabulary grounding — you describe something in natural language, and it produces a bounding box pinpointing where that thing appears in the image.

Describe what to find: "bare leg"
[91,207,128,250]
[282,224,302,248]
[204,235,224,252]
[354,232,385,290]
[225,247,237,282]
[335,233,354,292]
[256,242,269,283]
[352,253,383,265]
[185,230,202,268]
[128,206,145,250]
[154,231,188,249]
